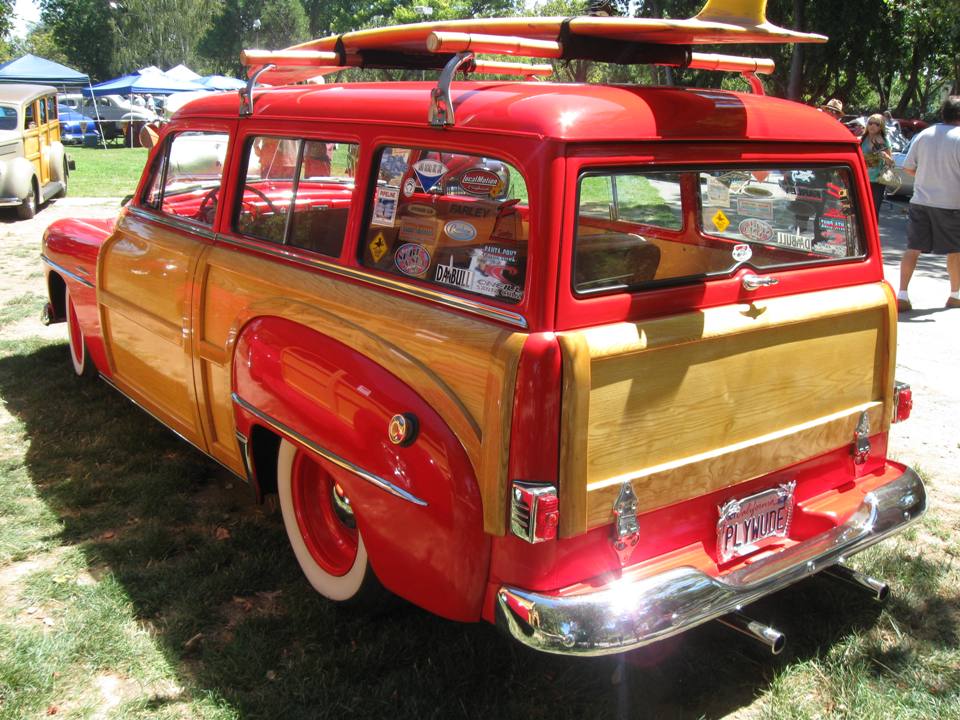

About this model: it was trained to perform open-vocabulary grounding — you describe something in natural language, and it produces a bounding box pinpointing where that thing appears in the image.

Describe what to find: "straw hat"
[822,98,844,114]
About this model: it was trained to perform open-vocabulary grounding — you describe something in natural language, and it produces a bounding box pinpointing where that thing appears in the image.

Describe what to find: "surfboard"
[244,0,825,85]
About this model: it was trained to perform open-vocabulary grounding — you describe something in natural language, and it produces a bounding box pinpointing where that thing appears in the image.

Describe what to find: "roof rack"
[238,0,825,123]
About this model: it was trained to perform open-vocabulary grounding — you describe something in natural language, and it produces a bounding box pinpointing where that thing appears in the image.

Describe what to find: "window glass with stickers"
[361,147,529,305]
[573,166,863,294]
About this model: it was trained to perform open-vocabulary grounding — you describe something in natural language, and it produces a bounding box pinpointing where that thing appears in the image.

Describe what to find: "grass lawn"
[66,146,150,198]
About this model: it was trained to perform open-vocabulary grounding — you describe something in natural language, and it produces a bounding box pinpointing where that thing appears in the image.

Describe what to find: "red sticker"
[459,169,503,197]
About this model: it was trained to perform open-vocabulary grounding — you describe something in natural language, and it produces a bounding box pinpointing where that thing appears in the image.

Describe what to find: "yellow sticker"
[369,232,388,263]
[712,209,730,233]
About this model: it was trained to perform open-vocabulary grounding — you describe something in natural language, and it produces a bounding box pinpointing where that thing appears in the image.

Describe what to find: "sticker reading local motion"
[412,159,448,193]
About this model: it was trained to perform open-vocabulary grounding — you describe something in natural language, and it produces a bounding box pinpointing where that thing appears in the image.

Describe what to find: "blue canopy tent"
[199,75,247,90]
[0,54,90,87]
[83,73,208,97]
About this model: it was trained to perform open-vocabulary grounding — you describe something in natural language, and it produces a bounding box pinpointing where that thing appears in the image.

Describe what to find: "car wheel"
[55,159,68,199]
[16,183,37,220]
[66,286,97,378]
[277,439,382,603]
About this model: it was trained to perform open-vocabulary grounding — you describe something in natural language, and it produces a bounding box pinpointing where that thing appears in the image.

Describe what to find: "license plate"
[717,482,796,564]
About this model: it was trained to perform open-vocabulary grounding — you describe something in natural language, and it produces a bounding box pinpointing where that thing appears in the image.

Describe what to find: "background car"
[58,92,156,139]
[887,135,916,197]
[57,104,100,145]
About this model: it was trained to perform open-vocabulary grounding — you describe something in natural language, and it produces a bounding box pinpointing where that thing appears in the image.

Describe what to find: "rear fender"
[232,316,490,622]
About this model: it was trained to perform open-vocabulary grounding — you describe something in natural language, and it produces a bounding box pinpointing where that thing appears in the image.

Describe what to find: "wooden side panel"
[194,247,525,532]
[558,283,893,536]
[98,220,207,448]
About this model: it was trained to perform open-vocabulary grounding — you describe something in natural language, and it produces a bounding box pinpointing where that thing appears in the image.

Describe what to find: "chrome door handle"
[742,274,779,291]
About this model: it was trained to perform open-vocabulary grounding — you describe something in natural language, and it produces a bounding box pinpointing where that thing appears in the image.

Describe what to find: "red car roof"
[175,82,856,145]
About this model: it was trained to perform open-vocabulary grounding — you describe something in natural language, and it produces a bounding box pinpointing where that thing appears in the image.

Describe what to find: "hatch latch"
[612,482,640,565]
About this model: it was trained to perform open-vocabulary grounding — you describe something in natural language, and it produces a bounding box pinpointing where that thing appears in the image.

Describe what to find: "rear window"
[574,166,864,294]
[360,146,529,305]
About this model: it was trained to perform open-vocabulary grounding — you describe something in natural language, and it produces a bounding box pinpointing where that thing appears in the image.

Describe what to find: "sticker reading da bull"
[394,243,431,277]
[717,482,796,564]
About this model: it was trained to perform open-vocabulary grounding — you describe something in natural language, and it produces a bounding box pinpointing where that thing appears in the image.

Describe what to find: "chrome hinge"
[852,410,871,465]
[612,482,640,565]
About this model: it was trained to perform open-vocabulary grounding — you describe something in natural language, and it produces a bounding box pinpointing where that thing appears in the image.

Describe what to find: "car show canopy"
[198,74,247,90]
[83,72,208,97]
[0,54,90,86]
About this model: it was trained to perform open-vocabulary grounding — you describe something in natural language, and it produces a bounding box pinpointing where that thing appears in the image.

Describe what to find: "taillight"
[510,481,559,543]
[507,333,562,542]
[893,381,912,423]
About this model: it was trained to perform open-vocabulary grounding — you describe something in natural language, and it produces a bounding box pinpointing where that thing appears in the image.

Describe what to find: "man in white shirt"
[897,96,960,311]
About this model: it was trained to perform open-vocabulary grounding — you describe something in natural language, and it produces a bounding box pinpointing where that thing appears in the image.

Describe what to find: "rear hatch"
[556,160,894,541]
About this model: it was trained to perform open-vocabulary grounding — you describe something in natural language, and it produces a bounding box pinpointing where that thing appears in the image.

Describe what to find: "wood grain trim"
[584,401,884,530]
[557,332,592,538]
[879,282,898,431]
[98,289,183,346]
[478,332,526,535]
[197,339,227,365]
[579,283,890,361]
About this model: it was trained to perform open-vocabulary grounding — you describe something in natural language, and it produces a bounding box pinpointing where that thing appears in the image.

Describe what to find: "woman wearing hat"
[861,113,894,221]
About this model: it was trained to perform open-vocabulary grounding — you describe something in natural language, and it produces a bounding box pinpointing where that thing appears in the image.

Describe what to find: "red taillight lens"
[510,481,559,543]
[893,381,912,423]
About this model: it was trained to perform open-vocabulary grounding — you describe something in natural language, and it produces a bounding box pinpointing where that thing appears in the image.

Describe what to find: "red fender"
[232,316,490,622]
[42,217,117,377]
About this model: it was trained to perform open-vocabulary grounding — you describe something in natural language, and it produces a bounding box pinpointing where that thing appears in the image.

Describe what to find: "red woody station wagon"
[40,2,924,656]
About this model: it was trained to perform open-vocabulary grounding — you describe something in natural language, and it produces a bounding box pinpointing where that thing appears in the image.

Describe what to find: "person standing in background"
[861,113,894,222]
[897,96,960,311]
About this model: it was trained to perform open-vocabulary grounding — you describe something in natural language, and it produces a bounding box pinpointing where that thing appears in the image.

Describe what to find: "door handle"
[742,274,779,291]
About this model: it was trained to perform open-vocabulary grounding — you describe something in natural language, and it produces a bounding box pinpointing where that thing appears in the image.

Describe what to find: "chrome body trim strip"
[98,376,246,481]
[42,255,95,289]
[214,234,529,329]
[232,392,428,507]
[127,205,217,242]
[496,467,926,656]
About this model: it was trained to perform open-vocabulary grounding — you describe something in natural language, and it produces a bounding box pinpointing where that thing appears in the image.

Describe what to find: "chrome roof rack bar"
[240,64,276,116]
[429,52,475,128]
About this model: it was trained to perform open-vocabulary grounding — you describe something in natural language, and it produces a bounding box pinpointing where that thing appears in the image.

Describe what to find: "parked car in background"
[896,118,929,140]
[57,104,100,145]
[0,84,71,219]
[887,135,916,197]
[58,92,156,140]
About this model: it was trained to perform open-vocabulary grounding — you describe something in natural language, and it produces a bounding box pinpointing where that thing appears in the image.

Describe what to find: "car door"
[22,98,43,183]
[97,124,234,449]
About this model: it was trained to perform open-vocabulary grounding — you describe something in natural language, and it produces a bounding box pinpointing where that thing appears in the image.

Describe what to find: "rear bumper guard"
[496,467,926,656]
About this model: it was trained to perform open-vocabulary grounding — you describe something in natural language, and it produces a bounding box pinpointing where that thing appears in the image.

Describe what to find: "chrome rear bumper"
[496,467,925,656]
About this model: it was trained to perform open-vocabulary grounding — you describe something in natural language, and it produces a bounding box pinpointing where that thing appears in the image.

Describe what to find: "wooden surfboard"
[246,0,825,85]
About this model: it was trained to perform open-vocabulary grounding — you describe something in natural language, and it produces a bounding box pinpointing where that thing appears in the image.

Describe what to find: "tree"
[200,0,310,75]
[40,0,120,80]
[112,0,219,73]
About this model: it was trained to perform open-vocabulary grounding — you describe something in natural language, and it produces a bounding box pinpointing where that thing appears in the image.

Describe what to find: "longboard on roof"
[244,0,826,86]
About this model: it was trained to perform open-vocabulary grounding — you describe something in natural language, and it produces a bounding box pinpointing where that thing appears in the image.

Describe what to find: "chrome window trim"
[215,232,529,329]
[42,255,95,289]
[128,205,217,241]
[232,392,428,507]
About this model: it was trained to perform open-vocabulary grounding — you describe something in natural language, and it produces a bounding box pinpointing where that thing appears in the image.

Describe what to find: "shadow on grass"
[0,342,947,720]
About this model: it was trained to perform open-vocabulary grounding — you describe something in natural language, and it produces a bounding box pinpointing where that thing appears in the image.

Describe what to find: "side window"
[39,99,48,124]
[360,146,529,305]
[24,101,35,129]
[46,97,57,121]
[139,131,229,226]
[235,135,356,256]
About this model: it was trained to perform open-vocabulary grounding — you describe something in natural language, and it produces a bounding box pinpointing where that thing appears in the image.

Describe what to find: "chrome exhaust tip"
[717,610,786,655]
[823,563,890,602]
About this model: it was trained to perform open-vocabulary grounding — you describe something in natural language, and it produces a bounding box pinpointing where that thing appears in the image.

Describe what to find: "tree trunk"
[787,0,804,100]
